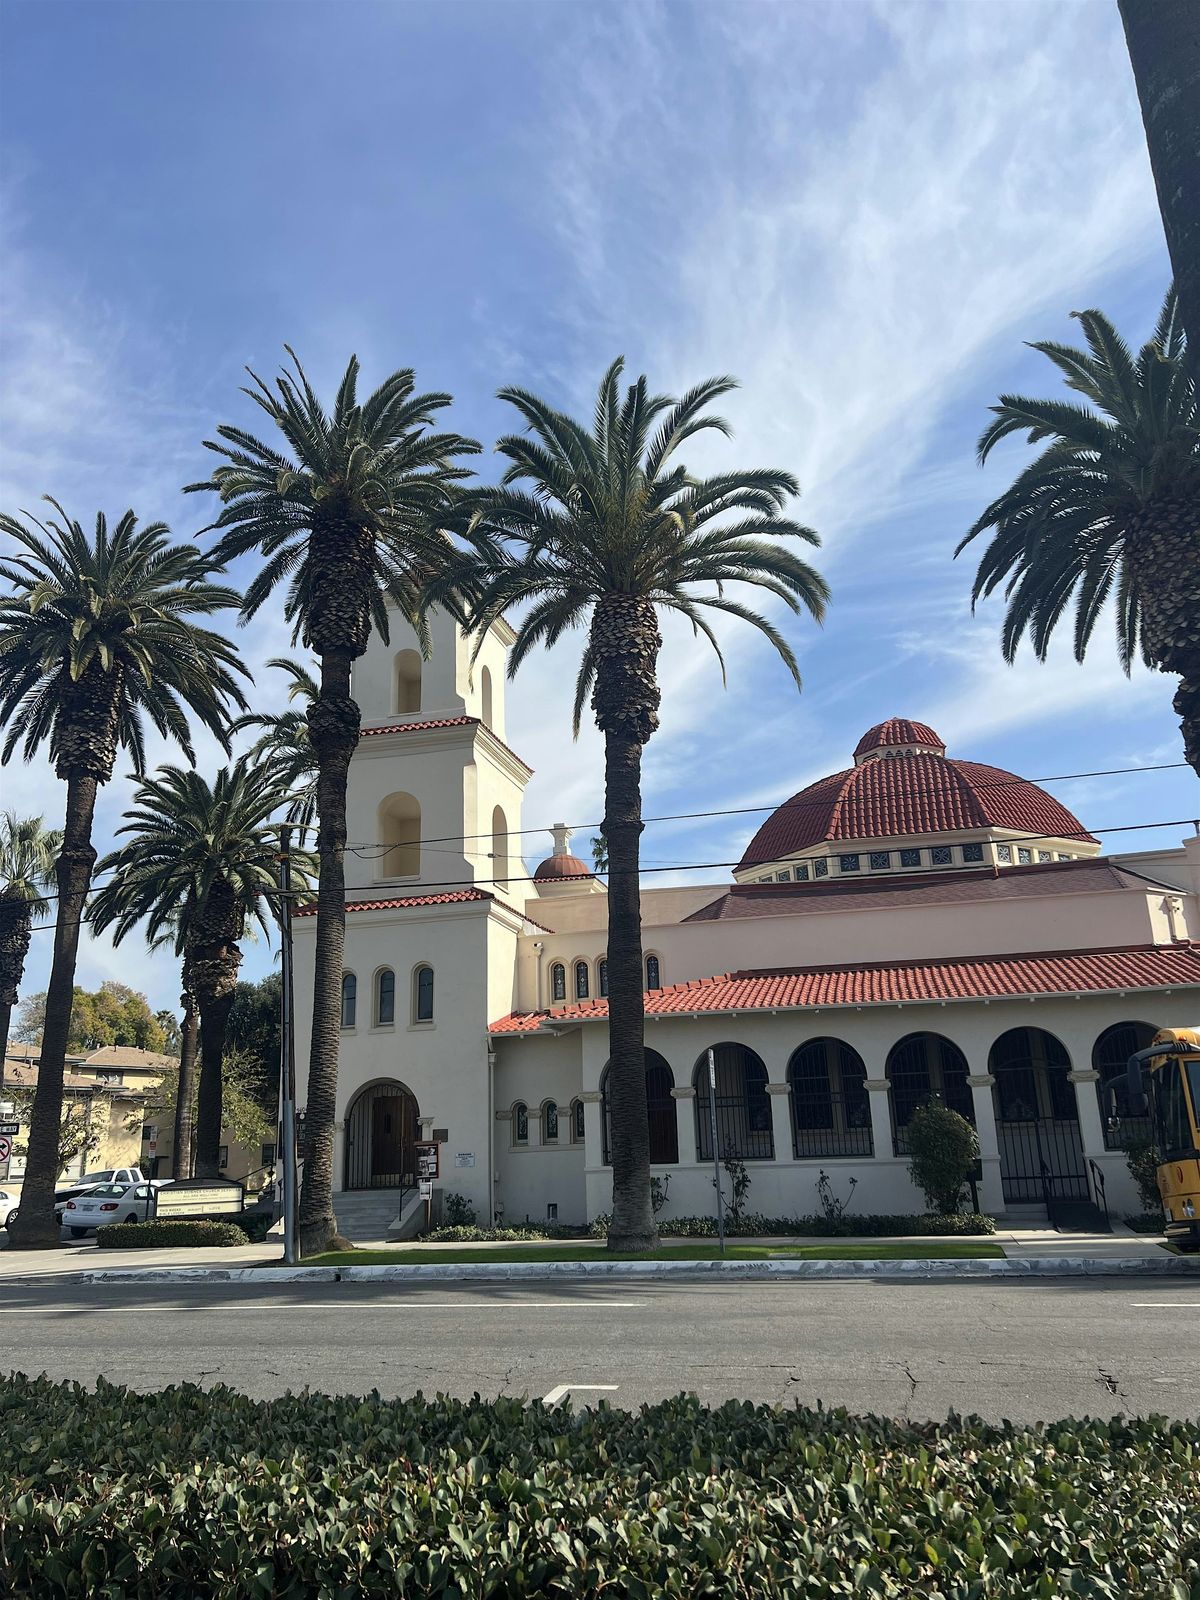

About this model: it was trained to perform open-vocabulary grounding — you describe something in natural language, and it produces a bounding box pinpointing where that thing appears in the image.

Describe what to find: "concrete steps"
[332,1190,406,1242]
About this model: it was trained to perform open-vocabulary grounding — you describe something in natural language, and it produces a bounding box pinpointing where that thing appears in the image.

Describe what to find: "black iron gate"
[997,1115,1088,1203]
[344,1081,419,1190]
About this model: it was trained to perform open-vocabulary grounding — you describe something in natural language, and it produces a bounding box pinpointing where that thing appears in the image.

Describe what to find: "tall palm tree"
[0,504,246,1245]
[1119,2,1200,372]
[91,759,307,1178]
[957,288,1200,776]
[0,814,62,1081]
[232,657,320,828]
[188,350,479,1252]
[439,358,829,1250]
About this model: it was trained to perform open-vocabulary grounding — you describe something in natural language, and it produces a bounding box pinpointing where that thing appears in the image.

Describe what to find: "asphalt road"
[0,1277,1196,1421]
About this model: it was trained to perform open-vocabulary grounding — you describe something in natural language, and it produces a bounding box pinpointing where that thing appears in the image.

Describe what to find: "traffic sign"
[0,1121,19,1137]
[0,1135,11,1163]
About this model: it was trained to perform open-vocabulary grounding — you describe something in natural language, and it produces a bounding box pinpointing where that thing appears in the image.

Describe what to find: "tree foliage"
[14,982,167,1055]
[905,1100,979,1216]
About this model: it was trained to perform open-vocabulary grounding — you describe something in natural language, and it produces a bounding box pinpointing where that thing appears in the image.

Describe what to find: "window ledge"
[407,1022,436,1032]
[369,1024,396,1033]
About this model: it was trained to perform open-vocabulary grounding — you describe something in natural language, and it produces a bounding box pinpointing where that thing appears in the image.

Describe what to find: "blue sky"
[2,0,1195,1015]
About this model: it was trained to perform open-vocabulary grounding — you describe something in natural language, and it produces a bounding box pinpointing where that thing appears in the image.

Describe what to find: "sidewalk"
[0,1223,1177,1283]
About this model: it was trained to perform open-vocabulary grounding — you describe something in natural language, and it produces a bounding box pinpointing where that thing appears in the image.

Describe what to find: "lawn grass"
[287,1240,1005,1267]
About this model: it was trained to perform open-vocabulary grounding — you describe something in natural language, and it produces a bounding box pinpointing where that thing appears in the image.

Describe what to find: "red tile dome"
[533,853,594,882]
[853,718,945,759]
[737,725,1095,871]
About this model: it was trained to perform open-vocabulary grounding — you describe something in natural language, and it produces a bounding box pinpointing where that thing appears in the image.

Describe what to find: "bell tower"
[344,607,529,896]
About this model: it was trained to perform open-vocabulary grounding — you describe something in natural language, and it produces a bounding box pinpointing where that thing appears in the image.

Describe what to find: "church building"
[293,608,1200,1229]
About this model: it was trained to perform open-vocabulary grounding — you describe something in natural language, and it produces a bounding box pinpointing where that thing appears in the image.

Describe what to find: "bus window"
[1156,1062,1197,1158]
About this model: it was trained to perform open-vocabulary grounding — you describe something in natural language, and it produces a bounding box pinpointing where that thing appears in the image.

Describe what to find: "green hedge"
[1124,1210,1167,1234]
[96,1219,248,1250]
[0,1376,1194,1597]
[589,1210,998,1238]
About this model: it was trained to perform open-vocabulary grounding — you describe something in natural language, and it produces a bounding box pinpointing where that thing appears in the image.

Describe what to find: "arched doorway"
[344,1080,419,1190]
[600,1051,678,1165]
[990,1028,1085,1203]
[788,1038,872,1159]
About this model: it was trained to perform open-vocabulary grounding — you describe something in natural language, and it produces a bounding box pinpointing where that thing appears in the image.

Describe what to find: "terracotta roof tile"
[688,858,1145,920]
[359,715,533,773]
[738,754,1095,869]
[488,942,1200,1032]
[854,718,944,756]
[295,887,550,931]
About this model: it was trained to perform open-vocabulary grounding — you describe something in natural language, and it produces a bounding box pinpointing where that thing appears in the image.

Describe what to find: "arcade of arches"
[589,1021,1156,1204]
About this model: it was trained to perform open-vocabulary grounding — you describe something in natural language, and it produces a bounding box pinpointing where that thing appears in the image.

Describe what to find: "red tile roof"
[361,717,476,736]
[688,858,1149,920]
[738,754,1095,869]
[854,718,944,756]
[359,715,533,773]
[488,943,1200,1032]
[533,854,595,882]
[295,887,549,930]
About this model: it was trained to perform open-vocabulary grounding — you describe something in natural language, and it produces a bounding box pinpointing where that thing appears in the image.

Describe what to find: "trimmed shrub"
[424,1223,584,1243]
[906,1100,980,1214]
[0,1374,1194,1597]
[589,1210,996,1238]
[96,1219,248,1250]
[441,1191,477,1227]
[1125,1139,1164,1212]
[1125,1210,1167,1234]
[228,1211,273,1243]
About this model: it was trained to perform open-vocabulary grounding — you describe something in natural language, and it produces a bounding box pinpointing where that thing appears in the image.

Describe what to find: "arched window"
[395,649,421,714]
[341,973,357,1029]
[1094,1021,1157,1148]
[550,962,566,1002]
[491,804,509,886]
[990,1028,1075,1123]
[788,1038,872,1158]
[885,1033,973,1154]
[645,954,662,991]
[481,665,493,728]
[597,958,609,997]
[413,965,434,1023]
[574,960,590,1000]
[512,1102,529,1145]
[601,1051,677,1165]
[378,792,420,878]
[375,969,395,1026]
[542,1100,559,1142]
[694,1044,774,1160]
[570,1098,585,1143]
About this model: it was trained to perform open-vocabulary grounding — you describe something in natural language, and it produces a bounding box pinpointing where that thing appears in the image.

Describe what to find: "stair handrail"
[1088,1158,1109,1228]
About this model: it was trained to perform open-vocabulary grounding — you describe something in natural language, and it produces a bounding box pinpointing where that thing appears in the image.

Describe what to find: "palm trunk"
[602,726,657,1251]
[172,992,199,1179]
[1126,496,1200,782]
[590,595,663,1253]
[193,990,234,1178]
[299,648,360,1254]
[1176,675,1200,780]
[9,775,98,1248]
[0,898,35,1091]
[1119,0,1200,373]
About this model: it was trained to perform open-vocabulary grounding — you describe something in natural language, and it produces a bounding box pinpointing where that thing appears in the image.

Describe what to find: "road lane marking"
[1131,1302,1200,1308]
[541,1384,619,1405]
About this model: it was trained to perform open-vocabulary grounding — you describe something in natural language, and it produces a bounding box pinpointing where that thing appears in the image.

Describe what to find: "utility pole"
[277,825,299,1264]
[707,1047,725,1255]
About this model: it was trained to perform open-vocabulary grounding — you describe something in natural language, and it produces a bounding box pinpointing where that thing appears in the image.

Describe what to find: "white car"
[0,1190,17,1231]
[61,1181,154,1237]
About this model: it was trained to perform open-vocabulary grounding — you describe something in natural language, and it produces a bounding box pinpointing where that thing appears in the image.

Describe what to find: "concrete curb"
[65,1254,1200,1286]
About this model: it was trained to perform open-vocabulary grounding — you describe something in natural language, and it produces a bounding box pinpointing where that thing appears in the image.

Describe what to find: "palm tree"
[1119,2,1200,372]
[440,358,829,1250]
[232,657,320,828]
[187,350,479,1252]
[0,504,246,1245]
[90,759,307,1178]
[957,288,1200,777]
[0,814,62,1081]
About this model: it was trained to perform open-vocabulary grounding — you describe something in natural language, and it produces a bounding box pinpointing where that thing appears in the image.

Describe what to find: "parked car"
[61,1181,154,1237]
[54,1167,147,1224]
[0,1190,17,1231]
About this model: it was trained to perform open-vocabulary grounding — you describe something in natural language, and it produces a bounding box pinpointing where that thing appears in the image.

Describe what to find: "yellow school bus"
[1122,1026,1200,1253]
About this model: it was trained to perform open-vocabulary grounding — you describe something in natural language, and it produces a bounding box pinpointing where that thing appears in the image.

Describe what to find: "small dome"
[533,853,594,882]
[854,718,945,760]
[533,821,596,886]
